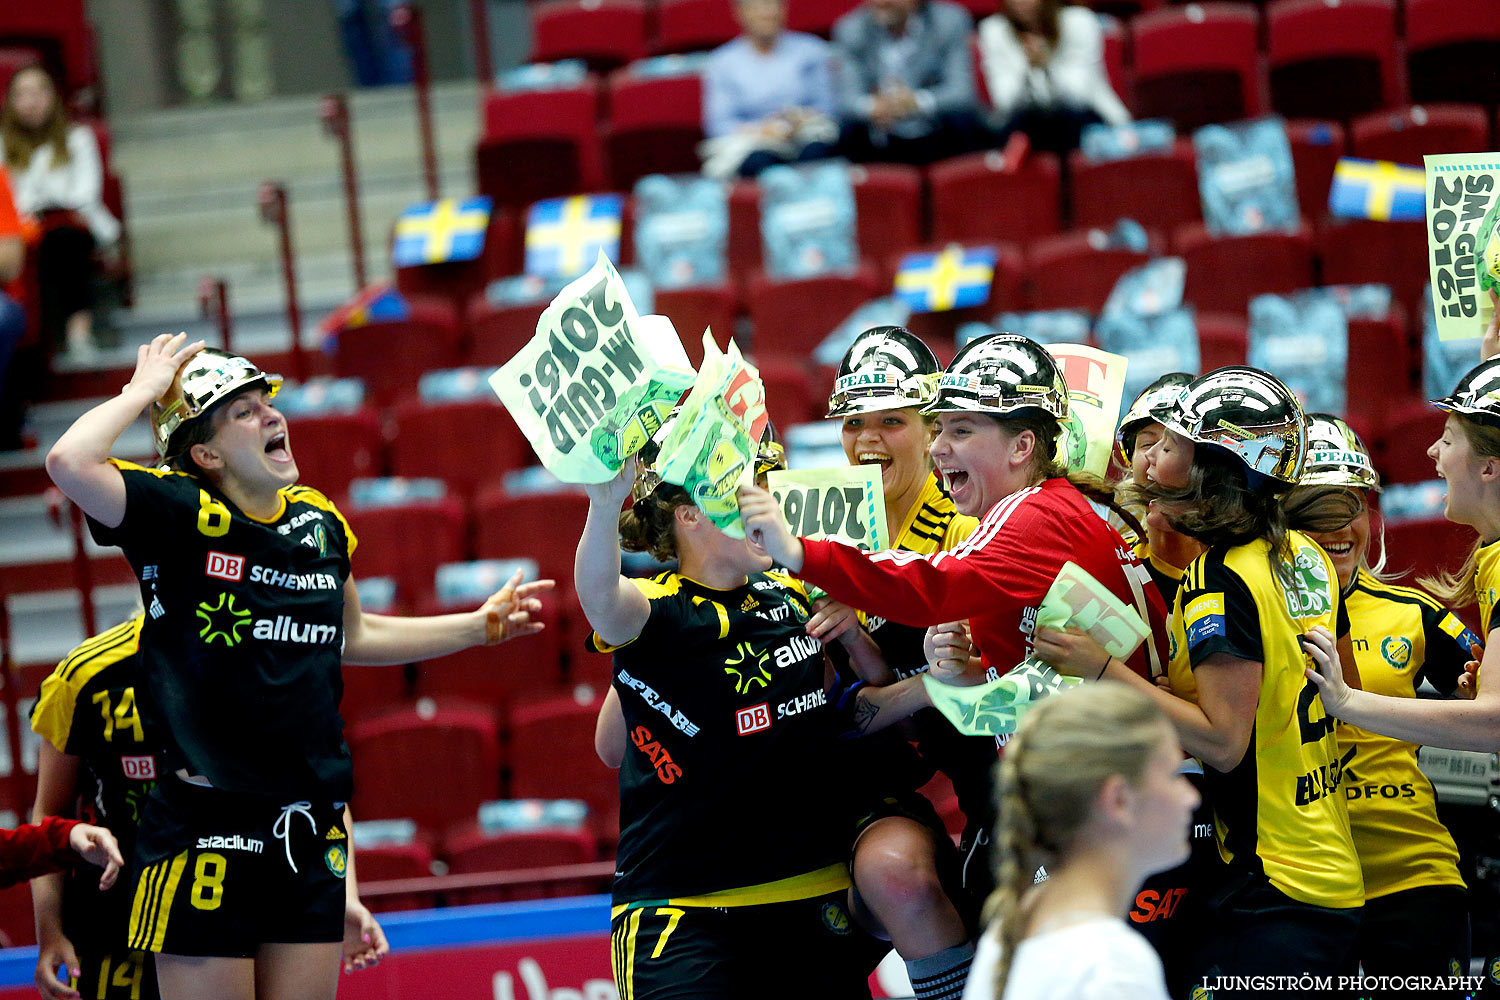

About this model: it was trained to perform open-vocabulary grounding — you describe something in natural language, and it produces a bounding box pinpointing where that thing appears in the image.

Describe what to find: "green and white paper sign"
[490,252,696,483]
[765,465,889,553]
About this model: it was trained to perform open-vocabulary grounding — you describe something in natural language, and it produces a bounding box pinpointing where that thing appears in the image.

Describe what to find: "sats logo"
[630,725,681,784]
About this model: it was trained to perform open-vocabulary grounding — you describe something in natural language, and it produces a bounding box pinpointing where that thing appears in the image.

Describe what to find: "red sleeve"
[0,170,19,238]
[800,486,1059,628]
[0,817,79,889]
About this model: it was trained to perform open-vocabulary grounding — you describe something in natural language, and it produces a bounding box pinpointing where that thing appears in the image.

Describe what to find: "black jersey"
[88,460,356,801]
[592,570,854,907]
[30,616,168,949]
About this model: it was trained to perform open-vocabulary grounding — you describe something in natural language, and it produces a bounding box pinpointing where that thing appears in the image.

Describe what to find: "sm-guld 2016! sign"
[765,465,889,553]
[1425,152,1500,342]
[491,252,696,484]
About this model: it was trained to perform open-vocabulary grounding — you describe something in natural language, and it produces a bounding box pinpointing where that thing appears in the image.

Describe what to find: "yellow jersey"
[1339,570,1475,899]
[1167,532,1364,909]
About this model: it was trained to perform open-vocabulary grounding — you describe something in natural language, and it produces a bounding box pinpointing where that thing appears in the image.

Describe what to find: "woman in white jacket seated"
[1,65,120,356]
[977,0,1130,153]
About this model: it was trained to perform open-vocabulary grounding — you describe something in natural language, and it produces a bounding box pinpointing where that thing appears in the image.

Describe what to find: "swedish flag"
[318,282,409,337]
[525,194,624,279]
[894,245,997,314]
[1328,158,1426,222]
[392,197,493,267]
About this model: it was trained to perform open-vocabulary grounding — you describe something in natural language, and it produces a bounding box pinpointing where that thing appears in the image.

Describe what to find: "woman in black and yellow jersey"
[1114,372,1202,606]
[812,326,989,998]
[581,424,874,999]
[1297,413,1476,985]
[43,337,552,1000]
[1308,355,1500,754]
[1037,367,1366,990]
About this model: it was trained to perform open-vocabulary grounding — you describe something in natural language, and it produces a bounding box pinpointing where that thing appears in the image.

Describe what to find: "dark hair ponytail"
[995,410,1147,542]
[619,485,691,562]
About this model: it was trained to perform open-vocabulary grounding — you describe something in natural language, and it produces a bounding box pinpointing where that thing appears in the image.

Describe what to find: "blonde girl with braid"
[961,683,1198,1000]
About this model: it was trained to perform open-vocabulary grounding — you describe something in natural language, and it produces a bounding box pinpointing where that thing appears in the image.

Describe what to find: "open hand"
[585,456,638,511]
[479,568,556,645]
[67,823,123,891]
[1300,626,1350,715]
[126,332,205,402]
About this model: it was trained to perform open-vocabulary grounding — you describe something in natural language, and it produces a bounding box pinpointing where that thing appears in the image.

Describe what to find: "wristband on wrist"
[1096,655,1110,681]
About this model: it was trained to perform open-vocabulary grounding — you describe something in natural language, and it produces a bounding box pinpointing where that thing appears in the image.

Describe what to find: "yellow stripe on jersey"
[764,569,809,599]
[284,486,359,555]
[1340,573,1465,898]
[128,851,189,952]
[32,616,145,753]
[1167,533,1363,909]
[668,862,850,908]
[106,458,184,479]
[588,575,682,652]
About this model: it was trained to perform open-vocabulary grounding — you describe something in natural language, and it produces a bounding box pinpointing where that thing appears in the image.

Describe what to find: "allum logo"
[253,616,338,644]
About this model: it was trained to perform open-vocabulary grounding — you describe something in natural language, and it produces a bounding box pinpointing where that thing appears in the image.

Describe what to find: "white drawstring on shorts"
[272,801,316,873]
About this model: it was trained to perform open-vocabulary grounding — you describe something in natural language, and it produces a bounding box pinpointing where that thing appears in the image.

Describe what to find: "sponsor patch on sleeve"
[1184,592,1227,650]
[1439,612,1484,652]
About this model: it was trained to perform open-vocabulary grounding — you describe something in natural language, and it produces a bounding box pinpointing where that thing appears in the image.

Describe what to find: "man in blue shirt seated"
[833,0,984,165]
[701,0,839,178]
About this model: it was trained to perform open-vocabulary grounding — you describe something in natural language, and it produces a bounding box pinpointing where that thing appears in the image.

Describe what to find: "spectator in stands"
[976,0,1129,154]
[1,66,119,357]
[0,166,30,451]
[832,0,984,165]
[701,0,838,178]
[332,0,414,88]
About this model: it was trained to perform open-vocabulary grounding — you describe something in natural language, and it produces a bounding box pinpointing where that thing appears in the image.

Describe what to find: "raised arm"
[46,333,204,528]
[1304,625,1500,752]
[576,462,651,648]
[341,569,553,666]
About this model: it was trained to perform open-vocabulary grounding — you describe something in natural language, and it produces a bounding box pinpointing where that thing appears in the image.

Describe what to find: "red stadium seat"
[1100,14,1128,103]
[745,263,882,361]
[1266,0,1402,123]
[476,81,605,210]
[509,694,620,842]
[1404,0,1500,108]
[1195,312,1248,371]
[756,357,823,428]
[444,824,602,903]
[389,398,535,502]
[0,0,95,97]
[1285,119,1346,222]
[1345,315,1416,435]
[394,209,518,314]
[1314,219,1428,325]
[528,0,649,72]
[332,297,462,408]
[654,286,738,366]
[340,663,415,729]
[653,0,739,55]
[603,71,705,190]
[1349,105,1492,167]
[345,496,467,605]
[1081,0,1162,20]
[1379,403,1446,485]
[728,179,763,276]
[473,486,591,590]
[286,408,384,502]
[355,840,438,912]
[1128,3,1263,132]
[1175,222,1315,314]
[1067,140,1201,232]
[785,0,860,37]
[349,701,502,835]
[466,293,547,368]
[929,151,1061,245]
[851,164,924,266]
[1025,230,1153,313]
[415,599,568,708]
[1382,517,1473,588]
